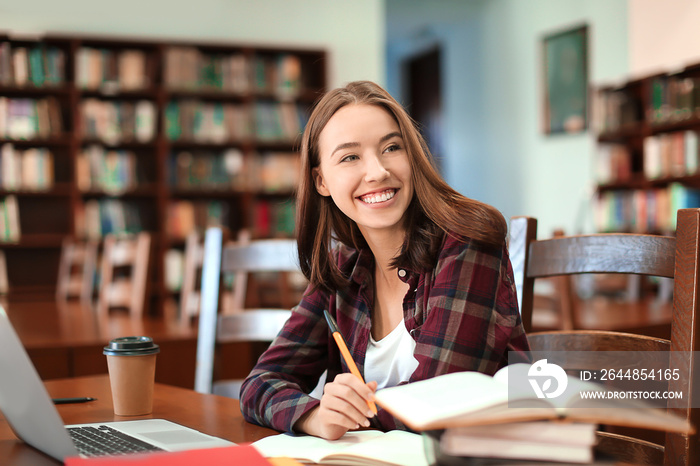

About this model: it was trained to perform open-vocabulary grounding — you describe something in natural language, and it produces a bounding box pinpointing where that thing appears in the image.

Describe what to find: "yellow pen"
[323,310,378,415]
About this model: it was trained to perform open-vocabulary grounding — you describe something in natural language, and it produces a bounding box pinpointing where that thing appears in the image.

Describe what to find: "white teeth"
[361,190,395,204]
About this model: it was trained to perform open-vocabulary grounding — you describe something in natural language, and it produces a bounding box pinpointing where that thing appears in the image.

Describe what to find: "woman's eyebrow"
[331,141,360,158]
[380,131,402,143]
[330,132,402,158]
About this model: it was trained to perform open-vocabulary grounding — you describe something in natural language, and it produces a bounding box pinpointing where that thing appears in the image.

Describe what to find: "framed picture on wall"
[542,24,588,134]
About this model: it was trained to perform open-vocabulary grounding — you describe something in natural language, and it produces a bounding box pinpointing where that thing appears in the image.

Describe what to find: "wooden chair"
[56,237,98,305]
[525,228,578,331]
[179,228,246,326]
[509,209,700,465]
[194,227,300,397]
[96,232,151,319]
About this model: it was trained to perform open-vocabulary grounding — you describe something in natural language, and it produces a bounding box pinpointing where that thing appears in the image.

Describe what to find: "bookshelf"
[593,63,700,234]
[0,33,326,309]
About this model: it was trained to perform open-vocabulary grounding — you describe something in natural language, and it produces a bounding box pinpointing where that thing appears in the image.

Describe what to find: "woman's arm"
[239,287,331,433]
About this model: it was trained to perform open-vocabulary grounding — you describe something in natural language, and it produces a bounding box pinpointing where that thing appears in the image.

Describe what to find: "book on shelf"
[19,147,53,191]
[76,47,149,91]
[251,199,295,238]
[0,42,11,86]
[593,87,642,133]
[275,54,302,99]
[79,199,143,240]
[164,247,185,292]
[119,49,149,91]
[77,145,138,193]
[12,47,28,86]
[0,96,62,140]
[254,102,306,142]
[0,42,65,87]
[165,100,251,143]
[648,76,700,124]
[247,151,299,193]
[596,143,630,184]
[164,46,252,93]
[80,99,156,144]
[252,430,428,466]
[169,148,244,190]
[436,421,596,464]
[373,363,693,434]
[594,183,700,232]
[643,131,699,179]
[166,200,229,240]
[0,195,21,242]
[1,143,54,191]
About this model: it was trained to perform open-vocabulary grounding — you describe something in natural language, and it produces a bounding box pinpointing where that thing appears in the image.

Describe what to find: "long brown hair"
[296,81,506,292]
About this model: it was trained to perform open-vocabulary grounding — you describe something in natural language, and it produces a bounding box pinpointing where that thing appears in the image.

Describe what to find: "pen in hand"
[323,310,378,415]
[52,397,97,405]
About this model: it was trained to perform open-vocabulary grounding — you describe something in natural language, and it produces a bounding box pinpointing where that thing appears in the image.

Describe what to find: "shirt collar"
[347,244,419,288]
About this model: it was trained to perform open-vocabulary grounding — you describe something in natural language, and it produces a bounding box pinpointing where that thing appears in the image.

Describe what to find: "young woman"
[239,81,529,440]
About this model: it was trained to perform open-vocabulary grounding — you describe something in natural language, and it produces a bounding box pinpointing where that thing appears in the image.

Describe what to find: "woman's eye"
[384,144,400,153]
[340,154,359,163]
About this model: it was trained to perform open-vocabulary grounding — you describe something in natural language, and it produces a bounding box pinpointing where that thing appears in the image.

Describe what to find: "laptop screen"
[0,305,79,461]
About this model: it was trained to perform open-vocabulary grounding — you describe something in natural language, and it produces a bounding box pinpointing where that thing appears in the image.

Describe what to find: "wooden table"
[0,375,278,465]
[4,299,255,388]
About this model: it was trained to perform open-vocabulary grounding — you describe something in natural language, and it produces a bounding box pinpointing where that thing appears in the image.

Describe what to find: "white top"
[363,321,419,390]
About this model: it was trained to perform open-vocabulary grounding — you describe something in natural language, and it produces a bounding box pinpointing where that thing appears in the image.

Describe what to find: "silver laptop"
[0,305,234,462]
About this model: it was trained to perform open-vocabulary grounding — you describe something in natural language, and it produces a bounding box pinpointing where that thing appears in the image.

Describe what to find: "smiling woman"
[239,81,530,441]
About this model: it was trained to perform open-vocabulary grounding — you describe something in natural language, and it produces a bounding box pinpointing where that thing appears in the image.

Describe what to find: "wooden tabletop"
[0,375,278,465]
[3,299,196,350]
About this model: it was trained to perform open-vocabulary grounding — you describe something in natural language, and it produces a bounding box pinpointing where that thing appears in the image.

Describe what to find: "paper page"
[252,431,385,463]
[252,430,428,466]
[374,371,509,428]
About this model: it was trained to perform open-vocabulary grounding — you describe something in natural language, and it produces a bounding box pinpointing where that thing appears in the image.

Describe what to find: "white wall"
[629,0,700,77]
[387,0,628,237]
[0,0,385,89]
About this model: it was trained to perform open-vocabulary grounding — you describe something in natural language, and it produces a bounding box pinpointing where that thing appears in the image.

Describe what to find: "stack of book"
[374,364,693,464]
[437,421,596,463]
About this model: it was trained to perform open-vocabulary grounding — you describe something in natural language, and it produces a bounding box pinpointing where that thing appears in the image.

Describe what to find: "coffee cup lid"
[103,336,160,356]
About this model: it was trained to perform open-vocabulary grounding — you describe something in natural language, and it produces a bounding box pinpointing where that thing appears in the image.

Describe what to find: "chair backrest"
[522,228,579,331]
[509,209,700,465]
[96,232,151,319]
[178,228,243,326]
[56,237,98,306]
[194,227,300,395]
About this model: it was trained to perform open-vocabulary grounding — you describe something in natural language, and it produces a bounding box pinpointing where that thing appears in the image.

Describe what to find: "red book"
[65,444,272,466]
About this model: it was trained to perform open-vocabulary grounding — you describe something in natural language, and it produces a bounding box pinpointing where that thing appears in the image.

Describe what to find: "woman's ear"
[313,167,331,196]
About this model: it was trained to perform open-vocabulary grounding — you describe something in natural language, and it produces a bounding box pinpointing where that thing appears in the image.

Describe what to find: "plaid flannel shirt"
[239,231,530,433]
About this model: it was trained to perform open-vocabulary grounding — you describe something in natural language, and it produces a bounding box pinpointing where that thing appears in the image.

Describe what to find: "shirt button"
[398,269,406,278]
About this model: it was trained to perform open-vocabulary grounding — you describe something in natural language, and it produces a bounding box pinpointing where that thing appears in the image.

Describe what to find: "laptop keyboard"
[68,425,165,457]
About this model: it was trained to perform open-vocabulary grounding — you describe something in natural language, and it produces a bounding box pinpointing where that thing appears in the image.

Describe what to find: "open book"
[251,430,428,466]
[374,363,694,433]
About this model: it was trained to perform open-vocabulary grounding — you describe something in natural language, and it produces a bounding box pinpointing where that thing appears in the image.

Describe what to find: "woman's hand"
[296,373,377,440]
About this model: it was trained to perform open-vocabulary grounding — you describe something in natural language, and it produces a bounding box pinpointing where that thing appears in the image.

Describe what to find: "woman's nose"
[364,155,390,182]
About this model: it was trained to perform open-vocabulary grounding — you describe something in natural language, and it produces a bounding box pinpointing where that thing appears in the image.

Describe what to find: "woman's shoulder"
[438,229,506,264]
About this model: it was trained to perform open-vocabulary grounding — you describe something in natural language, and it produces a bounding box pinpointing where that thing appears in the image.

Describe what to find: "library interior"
[1,0,700,465]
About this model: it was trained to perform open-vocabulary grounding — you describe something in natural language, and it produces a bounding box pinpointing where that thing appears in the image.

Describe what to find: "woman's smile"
[358,188,398,205]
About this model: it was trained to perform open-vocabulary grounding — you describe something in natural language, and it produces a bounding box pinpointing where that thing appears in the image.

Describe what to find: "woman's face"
[313,104,413,239]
